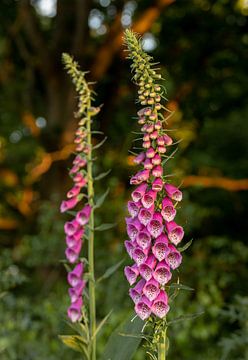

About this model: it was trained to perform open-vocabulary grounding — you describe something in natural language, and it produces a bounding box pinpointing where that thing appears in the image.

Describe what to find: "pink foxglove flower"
[124,29,186,321]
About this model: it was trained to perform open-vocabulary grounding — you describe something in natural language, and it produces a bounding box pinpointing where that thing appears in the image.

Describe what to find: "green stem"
[86,105,96,360]
[157,327,167,360]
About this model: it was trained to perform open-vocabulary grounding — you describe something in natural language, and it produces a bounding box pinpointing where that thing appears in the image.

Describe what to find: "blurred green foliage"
[0,0,248,359]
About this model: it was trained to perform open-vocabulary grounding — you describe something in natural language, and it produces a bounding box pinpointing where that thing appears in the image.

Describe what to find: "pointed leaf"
[95,169,112,181]
[94,188,109,209]
[167,311,204,326]
[95,223,116,231]
[92,310,113,339]
[178,239,193,252]
[167,283,194,291]
[101,313,143,360]
[93,137,107,150]
[97,259,124,283]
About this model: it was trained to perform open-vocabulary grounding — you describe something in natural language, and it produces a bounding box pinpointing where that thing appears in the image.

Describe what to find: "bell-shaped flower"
[151,290,169,318]
[127,201,141,218]
[161,197,176,222]
[67,185,82,199]
[164,184,182,202]
[64,219,80,236]
[147,212,164,238]
[124,264,139,285]
[129,279,146,304]
[126,217,142,241]
[139,255,157,281]
[146,147,156,159]
[67,297,83,323]
[143,278,160,301]
[136,228,152,249]
[132,246,149,266]
[134,152,145,164]
[69,280,86,303]
[165,221,184,245]
[152,165,163,177]
[135,295,152,320]
[60,196,79,213]
[67,262,84,287]
[138,205,154,226]
[152,234,170,261]
[166,244,182,269]
[76,204,91,226]
[131,183,148,202]
[152,178,163,192]
[151,154,161,165]
[153,261,172,285]
[141,190,157,209]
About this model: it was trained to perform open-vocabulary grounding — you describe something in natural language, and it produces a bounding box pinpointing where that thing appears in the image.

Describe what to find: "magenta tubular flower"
[124,264,139,285]
[67,262,84,287]
[161,197,176,222]
[151,290,170,318]
[152,234,170,261]
[166,244,182,269]
[164,183,183,202]
[143,278,160,301]
[60,196,79,213]
[129,279,146,304]
[138,205,154,226]
[69,280,86,303]
[166,221,184,245]
[76,204,91,226]
[141,190,157,208]
[128,201,141,218]
[135,296,152,320]
[67,297,83,323]
[124,29,186,322]
[153,261,172,285]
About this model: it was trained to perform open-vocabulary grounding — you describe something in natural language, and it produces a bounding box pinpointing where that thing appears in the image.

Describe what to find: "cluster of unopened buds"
[60,117,91,322]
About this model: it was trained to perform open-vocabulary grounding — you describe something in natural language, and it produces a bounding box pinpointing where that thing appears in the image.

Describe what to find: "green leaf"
[178,238,193,252]
[66,321,89,342]
[167,283,194,291]
[93,137,107,150]
[95,223,116,231]
[94,188,109,209]
[58,335,89,357]
[101,313,144,360]
[167,311,204,326]
[92,310,113,339]
[97,259,124,283]
[95,169,112,181]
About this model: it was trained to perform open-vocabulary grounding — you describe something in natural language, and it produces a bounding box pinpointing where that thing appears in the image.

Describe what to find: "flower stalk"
[124,29,186,359]
[60,53,103,360]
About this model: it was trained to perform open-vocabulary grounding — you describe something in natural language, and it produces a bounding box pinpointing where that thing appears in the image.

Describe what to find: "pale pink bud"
[154,121,162,130]
[143,140,151,149]
[151,154,162,165]
[146,147,156,159]
[158,145,166,154]
[144,159,153,170]
[150,130,158,140]
[157,136,165,146]
[163,134,173,145]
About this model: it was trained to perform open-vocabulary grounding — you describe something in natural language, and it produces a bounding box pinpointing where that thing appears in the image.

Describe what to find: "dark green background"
[0,0,247,359]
